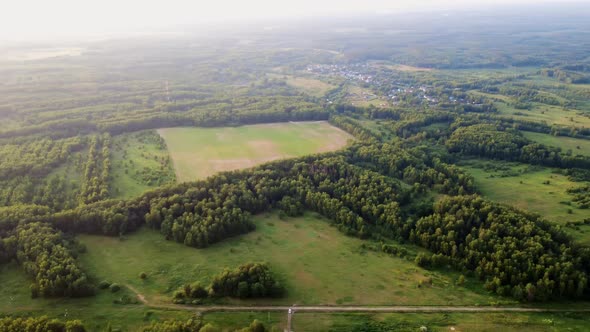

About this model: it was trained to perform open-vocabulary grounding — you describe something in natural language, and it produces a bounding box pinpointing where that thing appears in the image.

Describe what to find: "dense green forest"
[1,4,590,331]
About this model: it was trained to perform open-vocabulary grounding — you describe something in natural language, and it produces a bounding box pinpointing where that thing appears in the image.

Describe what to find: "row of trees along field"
[0,315,268,332]
[0,316,85,332]
[142,317,268,332]
[0,96,328,139]
[79,134,111,204]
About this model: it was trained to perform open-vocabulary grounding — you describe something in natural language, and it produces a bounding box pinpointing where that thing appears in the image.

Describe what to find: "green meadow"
[110,131,176,198]
[523,131,590,157]
[458,159,590,223]
[0,212,514,331]
[290,312,590,332]
[469,90,590,127]
[77,212,496,307]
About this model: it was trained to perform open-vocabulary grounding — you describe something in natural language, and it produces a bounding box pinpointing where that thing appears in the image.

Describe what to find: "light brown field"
[158,121,353,182]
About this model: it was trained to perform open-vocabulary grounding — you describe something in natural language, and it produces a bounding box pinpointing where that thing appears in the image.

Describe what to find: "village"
[307,63,483,108]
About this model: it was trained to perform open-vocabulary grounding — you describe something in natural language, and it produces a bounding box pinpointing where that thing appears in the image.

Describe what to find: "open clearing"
[459,159,590,223]
[110,131,176,198]
[469,90,590,127]
[77,212,497,307]
[267,73,336,97]
[158,121,353,182]
[522,131,590,157]
[285,76,335,96]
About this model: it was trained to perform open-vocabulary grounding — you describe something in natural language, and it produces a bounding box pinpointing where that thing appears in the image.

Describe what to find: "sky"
[0,0,586,42]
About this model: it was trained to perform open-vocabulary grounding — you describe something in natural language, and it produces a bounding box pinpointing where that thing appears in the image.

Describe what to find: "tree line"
[0,316,85,332]
[1,221,94,298]
[79,134,111,204]
[142,317,268,332]
[413,195,588,301]
[446,124,590,169]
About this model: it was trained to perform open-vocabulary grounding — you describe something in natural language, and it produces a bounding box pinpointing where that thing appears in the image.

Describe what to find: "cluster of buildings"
[306,64,375,84]
[387,85,440,105]
[308,62,480,108]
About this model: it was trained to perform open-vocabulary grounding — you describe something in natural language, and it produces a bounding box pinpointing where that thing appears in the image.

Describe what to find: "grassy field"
[469,90,590,127]
[291,312,590,332]
[497,103,590,127]
[458,159,590,223]
[522,131,590,157]
[286,76,335,97]
[77,212,498,307]
[0,262,194,332]
[158,122,353,182]
[266,73,337,97]
[0,211,513,331]
[110,131,176,198]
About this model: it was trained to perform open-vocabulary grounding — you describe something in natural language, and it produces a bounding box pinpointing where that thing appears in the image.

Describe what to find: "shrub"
[110,283,121,293]
[199,323,221,332]
[414,253,431,268]
[173,290,185,299]
[98,280,111,289]
[189,283,208,298]
[457,275,466,286]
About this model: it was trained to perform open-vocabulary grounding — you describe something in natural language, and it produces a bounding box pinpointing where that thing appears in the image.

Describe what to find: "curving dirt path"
[125,284,148,305]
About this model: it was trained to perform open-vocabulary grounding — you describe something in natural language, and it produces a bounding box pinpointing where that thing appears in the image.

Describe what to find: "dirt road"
[124,285,590,313]
[125,284,590,315]
[175,305,590,313]
[124,285,590,332]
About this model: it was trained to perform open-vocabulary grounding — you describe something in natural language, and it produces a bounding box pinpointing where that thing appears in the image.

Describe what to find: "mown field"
[458,158,590,223]
[158,122,353,182]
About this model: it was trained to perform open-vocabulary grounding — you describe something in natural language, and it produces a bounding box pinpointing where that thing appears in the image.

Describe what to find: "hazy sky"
[0,0,586,42]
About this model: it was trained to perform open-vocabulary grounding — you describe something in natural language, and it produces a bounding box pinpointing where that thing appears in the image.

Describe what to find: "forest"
[0,3,590,331]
